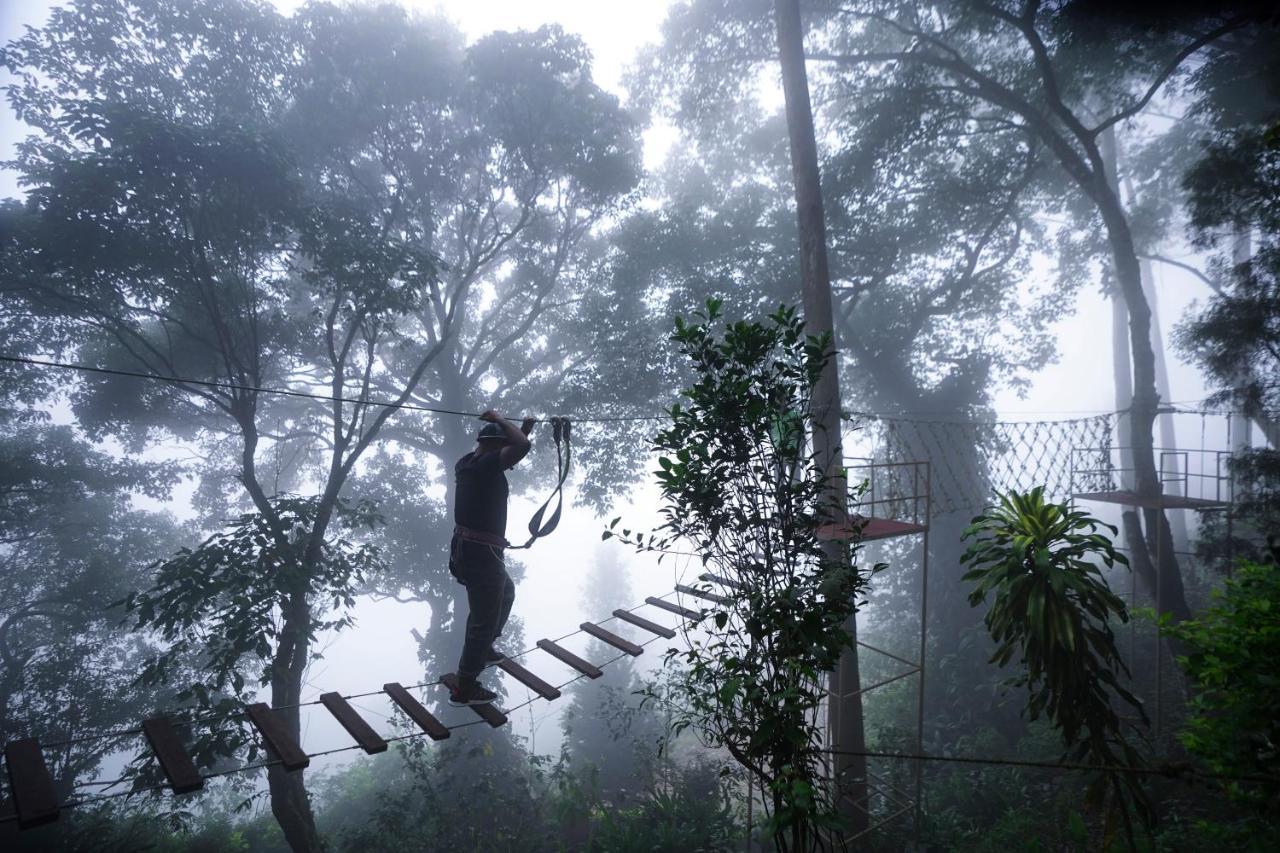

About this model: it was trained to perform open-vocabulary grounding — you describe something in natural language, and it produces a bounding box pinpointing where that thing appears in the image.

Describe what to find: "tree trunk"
[773,0,868,837]
[1138,254,1190,551]
[434,360,476,703]
[1230,230,1254,454]
[268,587,323,853]
[1096,126,1192,625]
[1119,164,1188,552]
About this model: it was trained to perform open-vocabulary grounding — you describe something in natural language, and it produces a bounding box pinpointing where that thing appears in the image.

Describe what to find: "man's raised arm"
[479,409,535,467]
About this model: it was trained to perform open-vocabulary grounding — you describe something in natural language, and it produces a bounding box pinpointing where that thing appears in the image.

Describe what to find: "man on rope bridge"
[446,410,535,706]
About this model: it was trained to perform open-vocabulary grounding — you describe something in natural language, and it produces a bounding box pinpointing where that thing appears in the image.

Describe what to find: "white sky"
[0,0,1236,788]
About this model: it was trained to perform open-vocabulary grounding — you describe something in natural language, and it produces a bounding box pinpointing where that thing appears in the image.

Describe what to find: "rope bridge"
[0,586,721,830]
[847,412,1116,515]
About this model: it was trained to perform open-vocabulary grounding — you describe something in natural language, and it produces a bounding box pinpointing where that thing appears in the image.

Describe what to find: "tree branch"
[1092,15,1253,137]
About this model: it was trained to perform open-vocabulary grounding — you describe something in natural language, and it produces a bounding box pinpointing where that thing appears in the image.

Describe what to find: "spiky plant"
[961,487,1150,848]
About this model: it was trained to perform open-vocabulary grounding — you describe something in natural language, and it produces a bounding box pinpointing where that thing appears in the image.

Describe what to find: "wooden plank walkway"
[439,674,507,727]
[612,609,676,639]
[142,717,204,793]
[675,583,732,606]
[4,582,749,832]
[246,703,310,771]
[645,596,701,620]
[320,693,387,754]
[496,658,561,701]
[384,683,450,740]
[536,640,603,678]
[580,622,643,656]
[4,738,59,828]
[699,572,745,591]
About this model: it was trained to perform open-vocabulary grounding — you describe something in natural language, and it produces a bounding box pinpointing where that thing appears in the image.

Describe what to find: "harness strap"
[454,524,510,549]
[508,417,571,550]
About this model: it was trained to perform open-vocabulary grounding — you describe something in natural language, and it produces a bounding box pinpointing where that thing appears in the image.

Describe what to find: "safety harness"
[454,416,571,551]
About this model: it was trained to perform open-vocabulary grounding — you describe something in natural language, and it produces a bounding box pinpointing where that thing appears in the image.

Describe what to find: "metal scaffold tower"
[817,459,931,843]
[1070,444,1235,738]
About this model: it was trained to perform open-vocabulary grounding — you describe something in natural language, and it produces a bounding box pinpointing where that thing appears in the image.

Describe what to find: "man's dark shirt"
[454,449,510,537]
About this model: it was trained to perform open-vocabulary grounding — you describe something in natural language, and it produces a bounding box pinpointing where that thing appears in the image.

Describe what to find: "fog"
[1,2,1275,852]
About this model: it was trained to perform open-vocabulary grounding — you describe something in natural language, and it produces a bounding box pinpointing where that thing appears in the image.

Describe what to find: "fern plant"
[961,486,1150,848]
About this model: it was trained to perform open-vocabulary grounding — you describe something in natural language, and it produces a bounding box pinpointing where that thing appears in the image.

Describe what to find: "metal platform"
[1072,490,1230,511]
[817,517,929,542]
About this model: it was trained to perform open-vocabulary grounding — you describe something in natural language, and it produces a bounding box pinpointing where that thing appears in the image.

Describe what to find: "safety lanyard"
[507,417,571,550]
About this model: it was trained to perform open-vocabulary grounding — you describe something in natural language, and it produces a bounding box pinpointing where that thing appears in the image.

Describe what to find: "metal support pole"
[914,523,930,842]
[1155,517,1163,742]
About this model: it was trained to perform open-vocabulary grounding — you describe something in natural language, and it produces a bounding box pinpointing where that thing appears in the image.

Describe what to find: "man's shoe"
[485,647,506,665]
[448,677,498,707]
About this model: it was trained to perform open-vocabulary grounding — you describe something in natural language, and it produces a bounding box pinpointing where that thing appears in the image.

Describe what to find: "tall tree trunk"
[1096,125,1192,624]
[773,0,868,836]
[1121,165,1188,551]
[434,358,478,708]
[1230,229,1254,454]
[1095,139,1192,625]
[1138,254,1190,551]
[1101,127,1151,635]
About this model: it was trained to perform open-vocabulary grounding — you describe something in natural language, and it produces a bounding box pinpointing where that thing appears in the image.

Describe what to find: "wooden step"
[496,658,561,701]
[3,738,59,828]
[580,622,643,656]
[675,583,732,606]
[612,609,676,639]
[699,572,745,591]
[536,640,603,679]
[383,683,450,741]
[142,717,204,794]
[439,674,507,727]
[319,693,387,754]
[245,703,309,771]
[645,596,702,621]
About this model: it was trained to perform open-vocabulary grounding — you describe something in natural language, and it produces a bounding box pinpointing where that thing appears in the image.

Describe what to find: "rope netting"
[846,412,1116,516]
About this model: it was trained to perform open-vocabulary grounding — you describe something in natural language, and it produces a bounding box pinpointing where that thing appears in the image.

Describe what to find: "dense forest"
[0,0,1277,851]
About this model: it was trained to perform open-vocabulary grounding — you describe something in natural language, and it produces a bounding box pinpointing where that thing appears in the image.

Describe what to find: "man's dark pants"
[449,535,515,681]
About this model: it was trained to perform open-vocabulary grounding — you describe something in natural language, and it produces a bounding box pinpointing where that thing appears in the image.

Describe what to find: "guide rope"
[815,748,1275,785]
[0,354,664,424]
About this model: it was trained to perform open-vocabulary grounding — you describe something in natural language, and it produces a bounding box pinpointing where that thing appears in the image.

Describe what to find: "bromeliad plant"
[961,487,1151,848]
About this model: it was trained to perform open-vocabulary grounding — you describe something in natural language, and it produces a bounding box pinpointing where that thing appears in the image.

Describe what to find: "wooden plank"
[612,609,676,639]
[319,693,387,755]
[699,572,746,591]
[645,596,701,621]
[142,717,204,794]
[383,683,450,741]
[536,640,603,679]
[675,583,732,606]
[496,658,561,701]
[245,703,309,771]
[439,674,508,727]
[3,738,59,828]
[580,622,644,656]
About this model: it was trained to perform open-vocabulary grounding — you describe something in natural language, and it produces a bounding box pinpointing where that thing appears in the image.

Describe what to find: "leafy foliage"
[611,300,873,849]
[961,487,1150,843]
[124,495,383,762]
[0,424,183,799]
[1164,556,1280,801]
